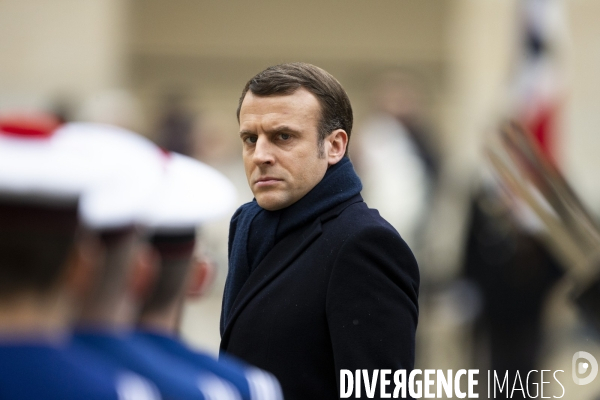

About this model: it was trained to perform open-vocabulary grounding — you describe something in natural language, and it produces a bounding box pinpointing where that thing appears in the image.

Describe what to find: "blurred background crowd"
[2,0,600,397]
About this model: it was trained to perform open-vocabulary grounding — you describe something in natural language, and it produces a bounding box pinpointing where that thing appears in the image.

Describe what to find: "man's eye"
[279,133,291,140]
[244,136,257,144]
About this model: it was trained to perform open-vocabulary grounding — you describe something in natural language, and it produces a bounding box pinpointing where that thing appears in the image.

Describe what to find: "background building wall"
[0,0,130,110]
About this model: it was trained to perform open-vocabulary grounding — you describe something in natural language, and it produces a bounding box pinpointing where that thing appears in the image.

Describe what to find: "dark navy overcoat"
[220,194,420,400]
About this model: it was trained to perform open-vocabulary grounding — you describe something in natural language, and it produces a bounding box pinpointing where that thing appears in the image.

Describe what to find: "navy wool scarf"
[220,157,362,333]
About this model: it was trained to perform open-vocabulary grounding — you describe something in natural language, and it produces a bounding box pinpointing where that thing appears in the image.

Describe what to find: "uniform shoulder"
[67,344,160,400]
[138,333,282,400]
[0,345,140,400]
[199,350,283,400]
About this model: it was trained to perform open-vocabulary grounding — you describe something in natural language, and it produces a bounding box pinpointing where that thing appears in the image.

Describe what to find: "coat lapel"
[220,194,364,346]
[221,219,323,343]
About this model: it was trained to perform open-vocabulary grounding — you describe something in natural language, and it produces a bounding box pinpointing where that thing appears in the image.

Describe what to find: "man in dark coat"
[220,62,420,399]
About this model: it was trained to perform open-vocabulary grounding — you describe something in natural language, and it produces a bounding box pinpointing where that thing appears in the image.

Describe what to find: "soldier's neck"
[137,298,184,336]
[76,297,137,334]
[0,292,71,343]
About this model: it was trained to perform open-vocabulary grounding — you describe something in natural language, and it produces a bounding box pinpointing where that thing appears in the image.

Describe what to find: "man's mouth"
[255,177,282,188]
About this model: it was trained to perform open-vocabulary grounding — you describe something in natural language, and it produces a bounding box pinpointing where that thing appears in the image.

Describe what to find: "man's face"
[239,88,329,211]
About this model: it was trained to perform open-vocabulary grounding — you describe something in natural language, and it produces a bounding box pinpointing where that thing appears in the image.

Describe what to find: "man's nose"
[252,136,275,165]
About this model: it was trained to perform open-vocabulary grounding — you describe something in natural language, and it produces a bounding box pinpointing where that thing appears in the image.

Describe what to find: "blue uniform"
[0,342,157,400]
[135,330,282,400]
[72,330,240,400]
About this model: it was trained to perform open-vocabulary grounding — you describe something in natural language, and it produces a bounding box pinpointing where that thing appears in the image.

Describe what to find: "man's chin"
[255,194,291,211]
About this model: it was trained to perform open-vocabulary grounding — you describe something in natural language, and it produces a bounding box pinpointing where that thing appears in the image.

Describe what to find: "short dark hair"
[236,62,353,156]
[141,232,196,314]
[0,200,79,301]
[85,228,139,309]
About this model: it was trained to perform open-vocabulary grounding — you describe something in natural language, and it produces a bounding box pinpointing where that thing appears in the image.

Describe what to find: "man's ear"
[326,129,348,165]
[187,256,215,299]
[64,233,103,302]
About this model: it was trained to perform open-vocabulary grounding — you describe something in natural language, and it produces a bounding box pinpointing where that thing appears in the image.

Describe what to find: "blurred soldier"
[356,71,440,250]
[155,92,196,157]
[0,113,159,400]
[61,123,236,399]
[135,152,283,400]
[463,183,563,398]
[67,122,266,399]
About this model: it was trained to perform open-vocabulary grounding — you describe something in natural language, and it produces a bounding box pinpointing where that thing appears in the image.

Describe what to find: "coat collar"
[220,194,363,347]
